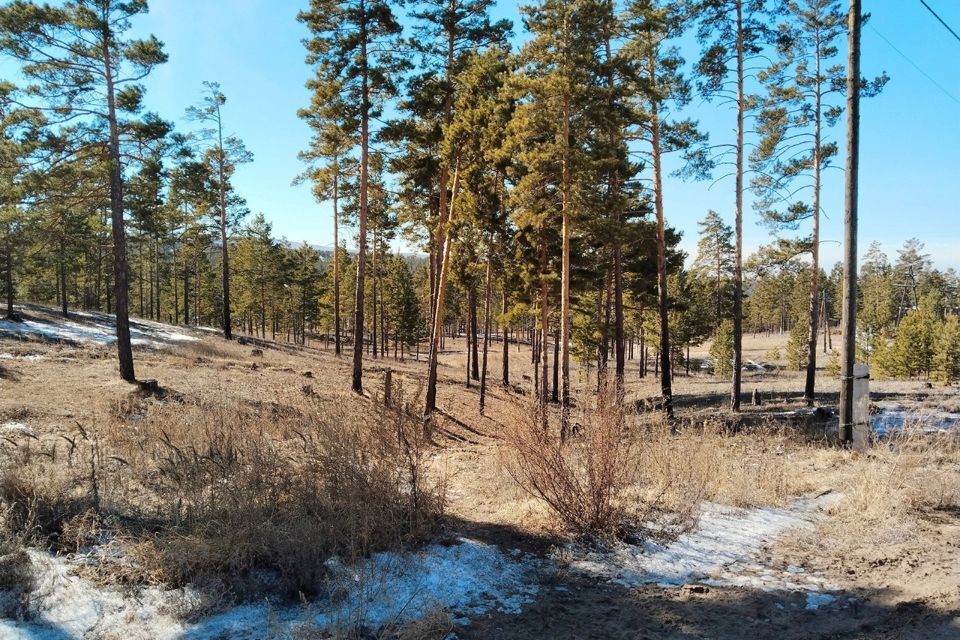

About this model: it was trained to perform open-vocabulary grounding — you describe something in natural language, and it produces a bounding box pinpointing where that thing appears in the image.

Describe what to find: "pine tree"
[695,0,770,411]
[691,210,735,328]
[186,81,252,340]
[933,315,960,385]
[752,0,886,405]
[300,0,405,394]
[624,0,710,416]
[0,0,168,381]
[710,319,734,377]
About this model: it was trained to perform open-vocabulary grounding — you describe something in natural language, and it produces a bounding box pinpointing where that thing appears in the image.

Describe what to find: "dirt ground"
[1,306,958,639]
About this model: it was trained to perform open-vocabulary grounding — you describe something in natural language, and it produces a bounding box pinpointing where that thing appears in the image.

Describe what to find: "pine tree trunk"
[372,230,378,360]
[839,0,861,445]
[559,85,572,439]
[480,248,493,412]
[4,243,13,317]
[804,47,823,406]
[539,232,550,432]
[352,7,370,394]
[501,289,509,386]
[470,283,480,381]
[648,49,672,416]
[425,163,462,417]
[103,34,135,381]
[333,165,342,356]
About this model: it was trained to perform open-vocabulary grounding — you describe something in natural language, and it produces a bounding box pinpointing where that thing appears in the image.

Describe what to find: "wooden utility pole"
[731,0,745,412]
[839,0,861,445]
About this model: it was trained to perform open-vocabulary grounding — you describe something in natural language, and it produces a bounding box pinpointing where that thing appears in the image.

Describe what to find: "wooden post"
[839,0,861,445]
[384,368,392,408]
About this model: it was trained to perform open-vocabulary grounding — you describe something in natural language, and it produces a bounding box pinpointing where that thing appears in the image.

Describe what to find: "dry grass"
[0,380,443,607]
[826,431,960,545]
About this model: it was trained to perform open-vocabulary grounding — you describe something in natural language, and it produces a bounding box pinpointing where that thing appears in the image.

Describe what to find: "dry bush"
[500,385,634,537]
[0,384,443,603]
[501,391,817,540]
[0,513,35,619]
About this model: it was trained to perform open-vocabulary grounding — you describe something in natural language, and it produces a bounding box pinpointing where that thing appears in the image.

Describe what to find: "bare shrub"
[501,385,633,537]
[0,387,444,602]
[501,393,815,540]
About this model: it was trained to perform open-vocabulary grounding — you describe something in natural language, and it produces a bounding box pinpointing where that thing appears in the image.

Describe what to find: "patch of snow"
[0,551,186,640]
[0,539,538,640]
[567,493,842,594]
[870,404,959,436]
[0,314,198,349]
[1,421,32,435]
[314,538,539,629]
[0,352,45,361]
[805,592,837,610]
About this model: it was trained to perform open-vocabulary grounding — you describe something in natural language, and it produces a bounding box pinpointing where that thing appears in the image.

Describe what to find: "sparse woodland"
[0,1,958,638]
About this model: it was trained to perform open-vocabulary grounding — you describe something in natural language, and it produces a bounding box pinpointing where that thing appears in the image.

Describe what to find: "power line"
[918,0,960,45]
[867,25,960,106]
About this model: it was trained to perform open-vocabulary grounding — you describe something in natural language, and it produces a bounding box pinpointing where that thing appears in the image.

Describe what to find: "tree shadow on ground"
[442,514,959,640]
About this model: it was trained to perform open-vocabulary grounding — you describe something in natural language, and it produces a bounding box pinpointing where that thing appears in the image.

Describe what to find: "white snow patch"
[870,403,959,436]
[0,315,198,349]
[0,539,537,640]
[0,551,186,640]
[567,493,842,594]
[313,537,539,629]
[805,592,837,610]
[0,352,45,360]
[1,421,32,435]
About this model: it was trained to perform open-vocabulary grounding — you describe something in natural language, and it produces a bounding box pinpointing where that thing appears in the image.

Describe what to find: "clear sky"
[131,0,960,269]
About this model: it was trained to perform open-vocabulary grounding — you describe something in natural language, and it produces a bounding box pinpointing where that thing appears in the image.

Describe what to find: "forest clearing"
[0,307,957,638]
[1,0,959,637]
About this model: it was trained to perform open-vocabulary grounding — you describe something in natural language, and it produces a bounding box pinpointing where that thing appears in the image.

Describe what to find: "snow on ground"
[870,402,960,436]
[567,492,843,598]
[0,539,538,640]
[0,421,33,435]
[0,352,44,361]
[0,312,198,349]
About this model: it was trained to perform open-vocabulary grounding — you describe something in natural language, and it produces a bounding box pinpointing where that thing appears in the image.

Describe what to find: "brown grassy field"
[1,307,958,638]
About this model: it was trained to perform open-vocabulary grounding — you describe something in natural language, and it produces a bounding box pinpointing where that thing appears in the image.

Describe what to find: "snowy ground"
[565,493,844,608]
[0,539,539,640]
[0,309,198,349]
[0,495,844,639]
[870,402,960,436]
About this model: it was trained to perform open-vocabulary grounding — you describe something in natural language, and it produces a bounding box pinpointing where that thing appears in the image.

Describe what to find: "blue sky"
[131,0,959,268]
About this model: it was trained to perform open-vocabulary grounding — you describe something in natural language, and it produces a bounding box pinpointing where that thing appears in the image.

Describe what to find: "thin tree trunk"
[539,231,549,432]
[559,75,572,439]
[804,44,823,406]
[4,243,13,317]
[425,161,462,417]
[470,283,480,381]
[333,165,341,356]
[648,47,672,416]
[103,30,135,381]
[501,289,509,386]
[352,5,370,394]
[480,248,493,412]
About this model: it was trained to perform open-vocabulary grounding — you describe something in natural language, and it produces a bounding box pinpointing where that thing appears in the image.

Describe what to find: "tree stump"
[752,388,762,406]
[384,368,393,407]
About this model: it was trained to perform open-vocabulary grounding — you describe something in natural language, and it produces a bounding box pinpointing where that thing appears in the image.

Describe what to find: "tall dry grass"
[0,382,443,605]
